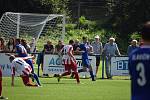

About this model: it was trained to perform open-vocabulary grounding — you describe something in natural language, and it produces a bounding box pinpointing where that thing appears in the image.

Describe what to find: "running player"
[128,21,150,100]
[57,40,80,84]
[76,36,95,81]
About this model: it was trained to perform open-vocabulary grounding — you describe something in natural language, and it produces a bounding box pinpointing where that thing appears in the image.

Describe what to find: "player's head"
[140,21,150,41]
[82,36,88,43]
[69,40,74,45]
[9,55,15,62]
[95,35,100,42]
[131,39,138,46]
[58,40,63,45]
[109,37,115,44]
[15,38,21,45]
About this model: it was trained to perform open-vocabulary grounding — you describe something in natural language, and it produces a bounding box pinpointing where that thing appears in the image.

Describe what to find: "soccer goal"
[0,12,66,41]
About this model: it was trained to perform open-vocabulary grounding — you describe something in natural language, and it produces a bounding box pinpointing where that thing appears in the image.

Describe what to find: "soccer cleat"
[0,96,8,99]
[37,85,42,87]
[57,74,61,82]
[92,77,96,81]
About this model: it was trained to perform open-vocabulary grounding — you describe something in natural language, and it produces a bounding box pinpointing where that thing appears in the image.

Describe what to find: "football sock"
[33,73,41,86]
[89,71,95,81]
[74,72,80,83]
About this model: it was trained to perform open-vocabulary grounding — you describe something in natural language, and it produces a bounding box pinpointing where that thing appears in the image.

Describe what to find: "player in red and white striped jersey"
[58,40,80,84]
[9,55,41,87]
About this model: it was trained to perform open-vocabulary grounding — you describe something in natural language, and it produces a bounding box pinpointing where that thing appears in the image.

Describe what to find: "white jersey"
[11,58,32,75]
[61,45,76,65]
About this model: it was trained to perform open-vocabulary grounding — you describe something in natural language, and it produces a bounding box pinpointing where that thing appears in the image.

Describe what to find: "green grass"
[3,77,130,100]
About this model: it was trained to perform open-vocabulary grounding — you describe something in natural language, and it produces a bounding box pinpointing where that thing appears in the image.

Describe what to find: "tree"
[102,0,150,54]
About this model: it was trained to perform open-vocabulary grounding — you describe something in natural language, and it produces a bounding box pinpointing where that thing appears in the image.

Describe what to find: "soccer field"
[3,77,130,100]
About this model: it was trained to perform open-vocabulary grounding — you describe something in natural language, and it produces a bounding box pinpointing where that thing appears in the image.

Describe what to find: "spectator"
[21,39,31,53]
[103,37,121,79]
[0,37,5,52]
[91,35,103,76]
[5,37,15,53]
[87,41,93,54]
[73,39,80,51]
[36,50,44,72]
[37,40,54,76]
[128,21,150,100]
[29,38,36,53]
[127,39,139,56]
[44,40,54,54]
[55,40,64,54]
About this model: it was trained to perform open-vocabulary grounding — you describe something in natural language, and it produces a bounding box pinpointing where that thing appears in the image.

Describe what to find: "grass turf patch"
[3,77,130,100]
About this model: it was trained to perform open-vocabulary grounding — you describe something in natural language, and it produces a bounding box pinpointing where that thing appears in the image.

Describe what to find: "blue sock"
[33,73,41,86]
[89,71,95,81]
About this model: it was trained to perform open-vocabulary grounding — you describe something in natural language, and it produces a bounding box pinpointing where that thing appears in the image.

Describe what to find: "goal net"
[0,12,65,41]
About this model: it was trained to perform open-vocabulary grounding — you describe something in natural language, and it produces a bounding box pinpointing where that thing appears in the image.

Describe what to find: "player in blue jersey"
[15,39,34,73]
[76,36,95,81]
[128,21,150,100]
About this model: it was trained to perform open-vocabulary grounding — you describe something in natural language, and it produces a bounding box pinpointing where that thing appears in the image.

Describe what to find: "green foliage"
[79,16,97,30]
[130,33,141,40]
[40,0,70,15]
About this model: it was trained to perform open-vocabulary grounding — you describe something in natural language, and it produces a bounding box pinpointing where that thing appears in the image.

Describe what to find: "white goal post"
[0,12,66,42]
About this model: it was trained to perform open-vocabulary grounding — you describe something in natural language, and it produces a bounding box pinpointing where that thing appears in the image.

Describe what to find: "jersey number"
[136,63,146,86]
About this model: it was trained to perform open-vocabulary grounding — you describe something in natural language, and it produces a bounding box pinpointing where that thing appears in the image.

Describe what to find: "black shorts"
[96,56,100,66]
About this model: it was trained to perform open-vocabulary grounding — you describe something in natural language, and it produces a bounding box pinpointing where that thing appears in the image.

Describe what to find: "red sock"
[74,72,80,83]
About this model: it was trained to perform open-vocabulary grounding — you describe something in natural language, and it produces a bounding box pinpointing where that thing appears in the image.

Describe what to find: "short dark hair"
[82,36,87,40]
[140,21,150,41]
[69,40,74,44]
[9,55,15,61]
[15,38,21,44]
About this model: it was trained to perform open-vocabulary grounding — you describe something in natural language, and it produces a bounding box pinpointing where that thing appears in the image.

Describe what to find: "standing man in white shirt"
[103,37,121,79]
[91,35,103,77]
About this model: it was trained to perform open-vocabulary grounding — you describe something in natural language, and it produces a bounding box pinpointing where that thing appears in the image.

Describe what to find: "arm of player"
[75,47,85,54]
[22,56,34,60]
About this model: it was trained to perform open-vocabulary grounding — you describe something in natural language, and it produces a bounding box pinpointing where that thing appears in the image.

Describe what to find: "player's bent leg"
[21,76,39,87]
[73,71,80,84]
[71,62,80,83]
[57,64,71,82]
[33,73,41,86]
[21,76,30,86]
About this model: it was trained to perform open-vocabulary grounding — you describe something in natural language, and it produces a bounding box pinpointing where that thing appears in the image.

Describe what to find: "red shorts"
[21,76,30,85]
[21,76,37,87]
[63,60,77,72]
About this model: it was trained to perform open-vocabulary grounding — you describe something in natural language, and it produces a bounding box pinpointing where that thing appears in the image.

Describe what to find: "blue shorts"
[82,58,90,68]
